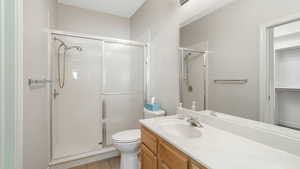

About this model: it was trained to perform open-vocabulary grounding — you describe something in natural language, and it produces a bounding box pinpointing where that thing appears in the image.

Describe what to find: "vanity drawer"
[142,126,158,154]
[158,139,189,169]
[190,160,208,169]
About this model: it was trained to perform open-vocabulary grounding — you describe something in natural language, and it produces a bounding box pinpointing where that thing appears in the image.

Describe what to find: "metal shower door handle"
[102,123,107,147]
[102,99,106,119]
[54,89,60,99]
[100,99,107,147]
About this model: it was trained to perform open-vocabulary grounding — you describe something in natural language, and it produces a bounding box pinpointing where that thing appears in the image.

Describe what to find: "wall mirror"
[179,0,300,132]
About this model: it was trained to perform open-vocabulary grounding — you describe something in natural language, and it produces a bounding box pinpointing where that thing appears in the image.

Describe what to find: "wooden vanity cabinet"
[141,144,157,169]
[141,125,158,154]
[158,139,189,169]
[190,160,208,169]
[141,126,208,169]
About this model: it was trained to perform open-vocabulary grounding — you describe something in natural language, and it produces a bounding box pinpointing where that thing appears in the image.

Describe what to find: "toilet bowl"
[112,109,165,169]
[112,129,141,169]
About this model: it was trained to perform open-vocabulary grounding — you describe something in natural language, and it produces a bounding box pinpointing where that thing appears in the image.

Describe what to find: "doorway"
[260,14,300,130]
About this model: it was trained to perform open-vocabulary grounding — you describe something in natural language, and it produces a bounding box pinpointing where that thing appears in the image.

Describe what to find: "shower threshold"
[49,146,119,169]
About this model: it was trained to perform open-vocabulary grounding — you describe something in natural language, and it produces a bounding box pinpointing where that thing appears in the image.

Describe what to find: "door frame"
[259,12,300,124]
[0,0,23,169]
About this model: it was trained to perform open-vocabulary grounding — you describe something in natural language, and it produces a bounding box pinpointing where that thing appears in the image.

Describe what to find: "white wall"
[130,0,180,114]
[180,0,300,120]
[56,4,131,39]
[23,0,57,169]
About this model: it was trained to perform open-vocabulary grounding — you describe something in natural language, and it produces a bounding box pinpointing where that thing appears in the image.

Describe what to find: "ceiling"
[58,0,237,25]
[58,0,146,18]
[180,0,238,27]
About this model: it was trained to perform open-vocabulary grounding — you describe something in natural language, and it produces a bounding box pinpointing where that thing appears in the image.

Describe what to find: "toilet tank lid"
[144,108,165,115]
[112,129,141,142]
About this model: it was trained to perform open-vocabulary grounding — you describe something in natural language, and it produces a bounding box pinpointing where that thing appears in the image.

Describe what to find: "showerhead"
[54,37,83,52]
[54,37,83,89]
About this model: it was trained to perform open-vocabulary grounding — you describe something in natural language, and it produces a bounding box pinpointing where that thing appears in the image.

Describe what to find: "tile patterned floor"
[70,157,120,169]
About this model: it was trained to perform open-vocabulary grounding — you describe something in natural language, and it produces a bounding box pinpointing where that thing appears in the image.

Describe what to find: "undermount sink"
[160,120,202,138]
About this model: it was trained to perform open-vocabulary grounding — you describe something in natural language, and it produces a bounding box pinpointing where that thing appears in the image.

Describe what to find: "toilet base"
[120,151,139,169]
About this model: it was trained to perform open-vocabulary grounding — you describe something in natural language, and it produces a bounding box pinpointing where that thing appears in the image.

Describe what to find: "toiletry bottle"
[177,102,185,119]
[151,96,156,104]
[192,101,197,111]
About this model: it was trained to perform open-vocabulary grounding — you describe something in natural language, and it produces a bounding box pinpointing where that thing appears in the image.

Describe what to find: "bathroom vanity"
[139,114,300,169]
[140,125,207,169]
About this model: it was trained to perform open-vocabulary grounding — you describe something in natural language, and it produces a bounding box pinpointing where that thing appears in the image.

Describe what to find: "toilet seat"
[112,129,141,143]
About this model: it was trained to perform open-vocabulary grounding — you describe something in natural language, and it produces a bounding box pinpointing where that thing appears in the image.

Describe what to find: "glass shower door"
[180,49,207,111]
[102,42,145,145]
[51,35,102,159]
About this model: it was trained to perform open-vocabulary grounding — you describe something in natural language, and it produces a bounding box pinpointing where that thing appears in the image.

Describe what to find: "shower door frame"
[48,30,149,162]
[178,48,209,110]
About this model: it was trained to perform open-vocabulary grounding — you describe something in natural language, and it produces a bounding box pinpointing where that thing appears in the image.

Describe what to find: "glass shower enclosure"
[179,48,208,111]
[50,32,147,161]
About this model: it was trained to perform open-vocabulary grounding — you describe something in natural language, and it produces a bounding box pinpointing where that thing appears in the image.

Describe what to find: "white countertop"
[140,116,300,169]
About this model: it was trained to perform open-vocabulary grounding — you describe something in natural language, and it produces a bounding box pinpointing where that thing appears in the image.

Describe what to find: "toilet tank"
[144,108,166,119]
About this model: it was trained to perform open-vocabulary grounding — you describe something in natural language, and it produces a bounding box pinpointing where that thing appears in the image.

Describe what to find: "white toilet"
[112,108,165,169]
[112,129,141,169]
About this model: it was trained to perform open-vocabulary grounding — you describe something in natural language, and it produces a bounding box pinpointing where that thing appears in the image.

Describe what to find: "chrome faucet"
[187,116,203,128]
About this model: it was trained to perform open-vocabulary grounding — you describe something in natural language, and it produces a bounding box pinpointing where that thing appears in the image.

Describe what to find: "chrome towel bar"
[214,79,248,84]
[28,78,52,87]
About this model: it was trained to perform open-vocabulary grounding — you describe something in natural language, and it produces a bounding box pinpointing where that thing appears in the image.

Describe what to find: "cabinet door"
[158,160,171,169]
[158,139,188,169]
[190,160,208,169]
[141,144,157,169]
[142,126,158,154]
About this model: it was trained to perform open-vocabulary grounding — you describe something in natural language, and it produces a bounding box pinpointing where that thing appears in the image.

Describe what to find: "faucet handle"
[187,116,203,128]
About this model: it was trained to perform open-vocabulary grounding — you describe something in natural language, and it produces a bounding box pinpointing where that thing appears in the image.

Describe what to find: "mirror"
[179,0,300,131]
